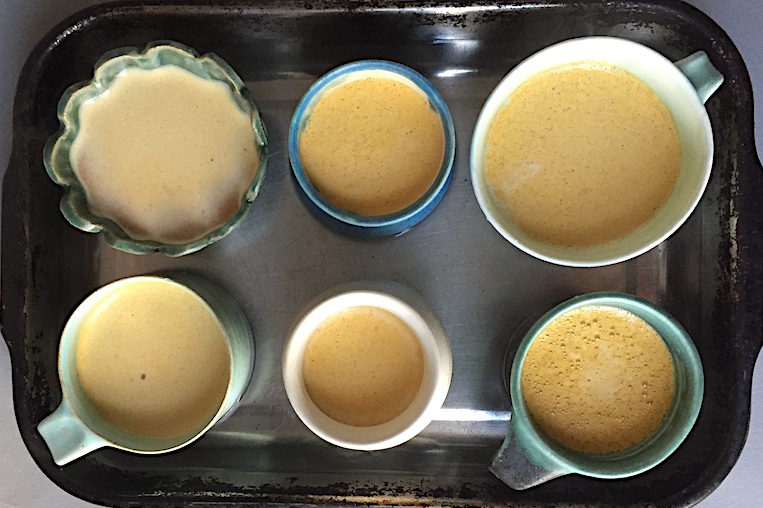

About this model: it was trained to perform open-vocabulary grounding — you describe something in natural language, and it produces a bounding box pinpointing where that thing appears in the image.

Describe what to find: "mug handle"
[489,418,570,490]
[38,401,108,466]
[674,51,724,104]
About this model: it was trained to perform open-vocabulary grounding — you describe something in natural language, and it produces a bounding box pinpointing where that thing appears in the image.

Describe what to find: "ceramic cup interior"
[282,287,452,450]
[470,37,722,267]
[288,60,456,236]
[37,274,254,465]
[490,292,704,489]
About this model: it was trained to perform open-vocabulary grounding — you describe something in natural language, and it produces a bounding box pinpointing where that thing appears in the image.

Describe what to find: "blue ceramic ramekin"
[288,60,455,237]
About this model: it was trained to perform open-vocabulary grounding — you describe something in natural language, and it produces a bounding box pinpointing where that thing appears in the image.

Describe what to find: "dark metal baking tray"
[2,1,761,506]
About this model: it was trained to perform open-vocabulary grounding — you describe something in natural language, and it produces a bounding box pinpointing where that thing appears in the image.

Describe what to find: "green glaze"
[42,41,268,256]
[674,51,724,104]
[490,292,704,489]
[37,274,254,466]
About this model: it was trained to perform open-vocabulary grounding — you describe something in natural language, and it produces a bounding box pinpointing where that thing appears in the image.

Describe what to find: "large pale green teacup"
[491,292,704,489]
[471,37,724,267]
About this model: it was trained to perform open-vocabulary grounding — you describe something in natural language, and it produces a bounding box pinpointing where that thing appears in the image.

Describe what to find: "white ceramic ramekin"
[282,284,452,450]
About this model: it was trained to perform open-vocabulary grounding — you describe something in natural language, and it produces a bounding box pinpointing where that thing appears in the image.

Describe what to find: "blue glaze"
[288,60,455,237]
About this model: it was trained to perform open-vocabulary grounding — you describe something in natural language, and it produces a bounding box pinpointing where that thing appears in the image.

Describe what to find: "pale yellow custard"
[521,305,675,454]
[485,63,681,247]
[302,306,425,427]
[299,76,445,216]
[70,66,259,244]
[76,279,231,439]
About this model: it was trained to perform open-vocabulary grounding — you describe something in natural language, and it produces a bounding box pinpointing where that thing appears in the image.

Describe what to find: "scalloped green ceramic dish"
[43,41,268,256]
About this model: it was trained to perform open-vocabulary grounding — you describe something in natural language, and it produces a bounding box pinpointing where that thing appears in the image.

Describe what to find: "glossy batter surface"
[71,66,259,244]
[76,279,231,439]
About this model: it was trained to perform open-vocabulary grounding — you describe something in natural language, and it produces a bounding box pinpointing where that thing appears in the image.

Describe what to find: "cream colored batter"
[485,63,681,247]
[76,278,231,439]
[70,65,259,244]
[302,306,424,427]
[299,76,445,216]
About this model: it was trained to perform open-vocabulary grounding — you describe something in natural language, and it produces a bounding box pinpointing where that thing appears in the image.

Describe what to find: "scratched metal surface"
[1,1,761,506]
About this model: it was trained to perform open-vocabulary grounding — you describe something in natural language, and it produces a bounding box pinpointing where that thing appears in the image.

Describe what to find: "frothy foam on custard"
[521,305,675,454]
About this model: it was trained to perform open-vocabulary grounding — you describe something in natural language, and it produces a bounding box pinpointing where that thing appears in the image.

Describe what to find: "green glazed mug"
[37,273,254,465]
[490,292,704,489]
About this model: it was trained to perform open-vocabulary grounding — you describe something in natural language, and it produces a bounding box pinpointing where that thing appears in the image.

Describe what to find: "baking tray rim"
[2,0,762,506]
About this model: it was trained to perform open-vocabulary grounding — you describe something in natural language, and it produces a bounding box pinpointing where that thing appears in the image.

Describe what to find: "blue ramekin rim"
[288,59,455,233]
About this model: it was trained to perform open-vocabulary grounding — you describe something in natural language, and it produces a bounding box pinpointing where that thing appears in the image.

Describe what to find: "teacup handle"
[38,401,108,466]
[674,51,724,104]
[489,418,570,490]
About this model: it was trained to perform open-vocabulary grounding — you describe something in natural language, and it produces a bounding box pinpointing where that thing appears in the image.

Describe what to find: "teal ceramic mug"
[490,292,704,489]
[37,273,254,465]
